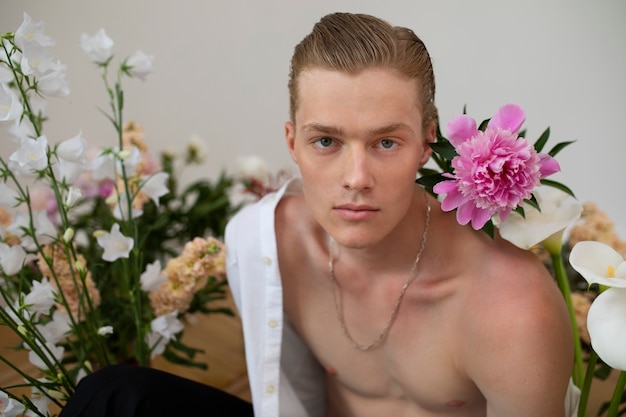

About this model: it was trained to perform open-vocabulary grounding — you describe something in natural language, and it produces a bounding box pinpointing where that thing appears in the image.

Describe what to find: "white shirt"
[225,179,580,417]
[225,179,326,417]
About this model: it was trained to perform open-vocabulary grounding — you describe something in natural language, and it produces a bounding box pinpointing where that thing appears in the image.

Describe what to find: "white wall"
[1,0,625,236]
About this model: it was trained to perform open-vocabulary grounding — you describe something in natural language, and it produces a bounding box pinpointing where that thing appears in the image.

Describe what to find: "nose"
[341,146,374,191]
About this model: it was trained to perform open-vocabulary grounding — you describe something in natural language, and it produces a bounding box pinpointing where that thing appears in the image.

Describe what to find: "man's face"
[285,67,434,249]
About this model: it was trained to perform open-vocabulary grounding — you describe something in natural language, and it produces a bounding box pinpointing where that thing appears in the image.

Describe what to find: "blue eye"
[315,137,335,148]
[379,139,396,149]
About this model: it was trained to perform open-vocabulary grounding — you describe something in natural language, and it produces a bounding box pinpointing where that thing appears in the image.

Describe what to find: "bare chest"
[282,272,485,415]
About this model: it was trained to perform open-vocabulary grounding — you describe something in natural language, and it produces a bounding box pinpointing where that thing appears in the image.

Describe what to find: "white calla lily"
[497,186,582,250]
[569,241,626,288]
[586,288,626,371]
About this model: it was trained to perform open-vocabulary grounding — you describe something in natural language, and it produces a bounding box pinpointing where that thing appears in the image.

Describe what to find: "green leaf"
[478,118,490,131]
[513,205,526,218]
[533,127,550,153]
[429,141,458,160]
[547,140,575,157]
[539,179,576,198]
[417,167,441,178]
[416,173,447,189]
[481,219,495,238]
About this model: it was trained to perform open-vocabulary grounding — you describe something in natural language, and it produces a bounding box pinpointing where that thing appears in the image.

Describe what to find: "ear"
[285,121,297,163]
[418,121,436,168]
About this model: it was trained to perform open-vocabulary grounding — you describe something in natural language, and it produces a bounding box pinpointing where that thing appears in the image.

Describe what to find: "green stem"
[607,371,626,417]
[551,252,585,388]
[578,349,597,417]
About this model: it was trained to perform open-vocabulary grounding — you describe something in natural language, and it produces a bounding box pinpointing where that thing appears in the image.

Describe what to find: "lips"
[333,204,379,221]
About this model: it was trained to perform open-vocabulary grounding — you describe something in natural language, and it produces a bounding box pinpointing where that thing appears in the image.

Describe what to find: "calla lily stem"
[606,371,626,417]
[551,252,585,390]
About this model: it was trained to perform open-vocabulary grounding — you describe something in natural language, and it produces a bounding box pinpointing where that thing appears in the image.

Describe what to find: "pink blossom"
[433,104,560,230]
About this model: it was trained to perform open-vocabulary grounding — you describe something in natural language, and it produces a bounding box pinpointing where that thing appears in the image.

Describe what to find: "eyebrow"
[301,122,414,136]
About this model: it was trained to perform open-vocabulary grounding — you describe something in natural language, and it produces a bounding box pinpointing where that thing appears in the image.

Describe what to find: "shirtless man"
[225,12,576,417]
[58,11,578,417]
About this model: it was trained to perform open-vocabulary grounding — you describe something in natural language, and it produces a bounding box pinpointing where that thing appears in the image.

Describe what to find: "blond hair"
[288,13,437,128]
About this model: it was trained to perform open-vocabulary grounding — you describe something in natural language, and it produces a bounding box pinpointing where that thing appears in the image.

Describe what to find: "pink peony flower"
[433,104,560,230]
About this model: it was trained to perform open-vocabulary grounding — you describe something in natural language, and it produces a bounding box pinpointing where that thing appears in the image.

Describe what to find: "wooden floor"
[0,289,621,414]
[0,288,251,404]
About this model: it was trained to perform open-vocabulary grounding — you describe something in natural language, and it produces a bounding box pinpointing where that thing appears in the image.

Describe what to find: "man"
[60,12,579,417]
[225,12,578,417]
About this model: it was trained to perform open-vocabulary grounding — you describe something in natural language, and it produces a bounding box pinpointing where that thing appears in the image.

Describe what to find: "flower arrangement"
[0,13,256,416]
[419,104,625,416]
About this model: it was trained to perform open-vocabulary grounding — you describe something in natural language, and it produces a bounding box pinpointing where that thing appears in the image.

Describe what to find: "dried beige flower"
[37,242,100,320]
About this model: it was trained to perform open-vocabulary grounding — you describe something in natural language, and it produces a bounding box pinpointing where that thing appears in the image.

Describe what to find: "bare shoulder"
[275,193,327,272]
[458,235,574,415]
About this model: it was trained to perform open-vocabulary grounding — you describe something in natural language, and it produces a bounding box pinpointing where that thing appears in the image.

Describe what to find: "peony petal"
[435,182,466,212]
[469,206,493,230]
[537,153,560,178]
[587,288,626,371]
[446,115,477,147]
[569,241,626,288]
[488,103,525,133]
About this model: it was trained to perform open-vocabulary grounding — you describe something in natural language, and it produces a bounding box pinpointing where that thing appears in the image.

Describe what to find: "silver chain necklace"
[328,188,431,351]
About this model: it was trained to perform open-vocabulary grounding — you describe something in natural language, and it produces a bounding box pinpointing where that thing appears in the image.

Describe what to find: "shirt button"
[266,383,276,394]
[265,195,275,203]
[263,256,272,265]
[268,319,278,328]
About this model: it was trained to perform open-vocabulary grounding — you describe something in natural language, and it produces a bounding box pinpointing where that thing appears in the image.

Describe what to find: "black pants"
[59,364,254,416]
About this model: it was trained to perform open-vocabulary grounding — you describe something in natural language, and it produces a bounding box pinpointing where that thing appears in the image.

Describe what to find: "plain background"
[1,0,625,237]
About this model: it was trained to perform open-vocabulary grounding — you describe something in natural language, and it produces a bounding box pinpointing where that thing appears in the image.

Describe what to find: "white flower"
[37,311,71,344]
[32,209,57,245]
[24,278,55,318]
[141,172,169,206]
[9,135,49,172]
[0,181,21,207]
[0,390,26,417]
[96,223,134,262]
[30,380,52,416]
[57,132,88,163]
[118,145,141,175]
[151,310,184,339]
[36,61,70,98]
[125,50,154,81]
[20,42,56,77]
[56,158,88,185]
[497,186,582,250]
[91,150,117,181]
[570,241,626,371]
[586,288,626,371]
[0,242,29,276]
[235,155,270,184]
[569,241,626,288]
[146,311,184,358]
[27,341,64,370]
[55,132,89,184]
[97,326,114,336]
[0,84,24,122]
[65,187,83,207]
[140,260,167,291]
[80,29,113,64]
[7,116,36,141]
[14,13,55,49]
